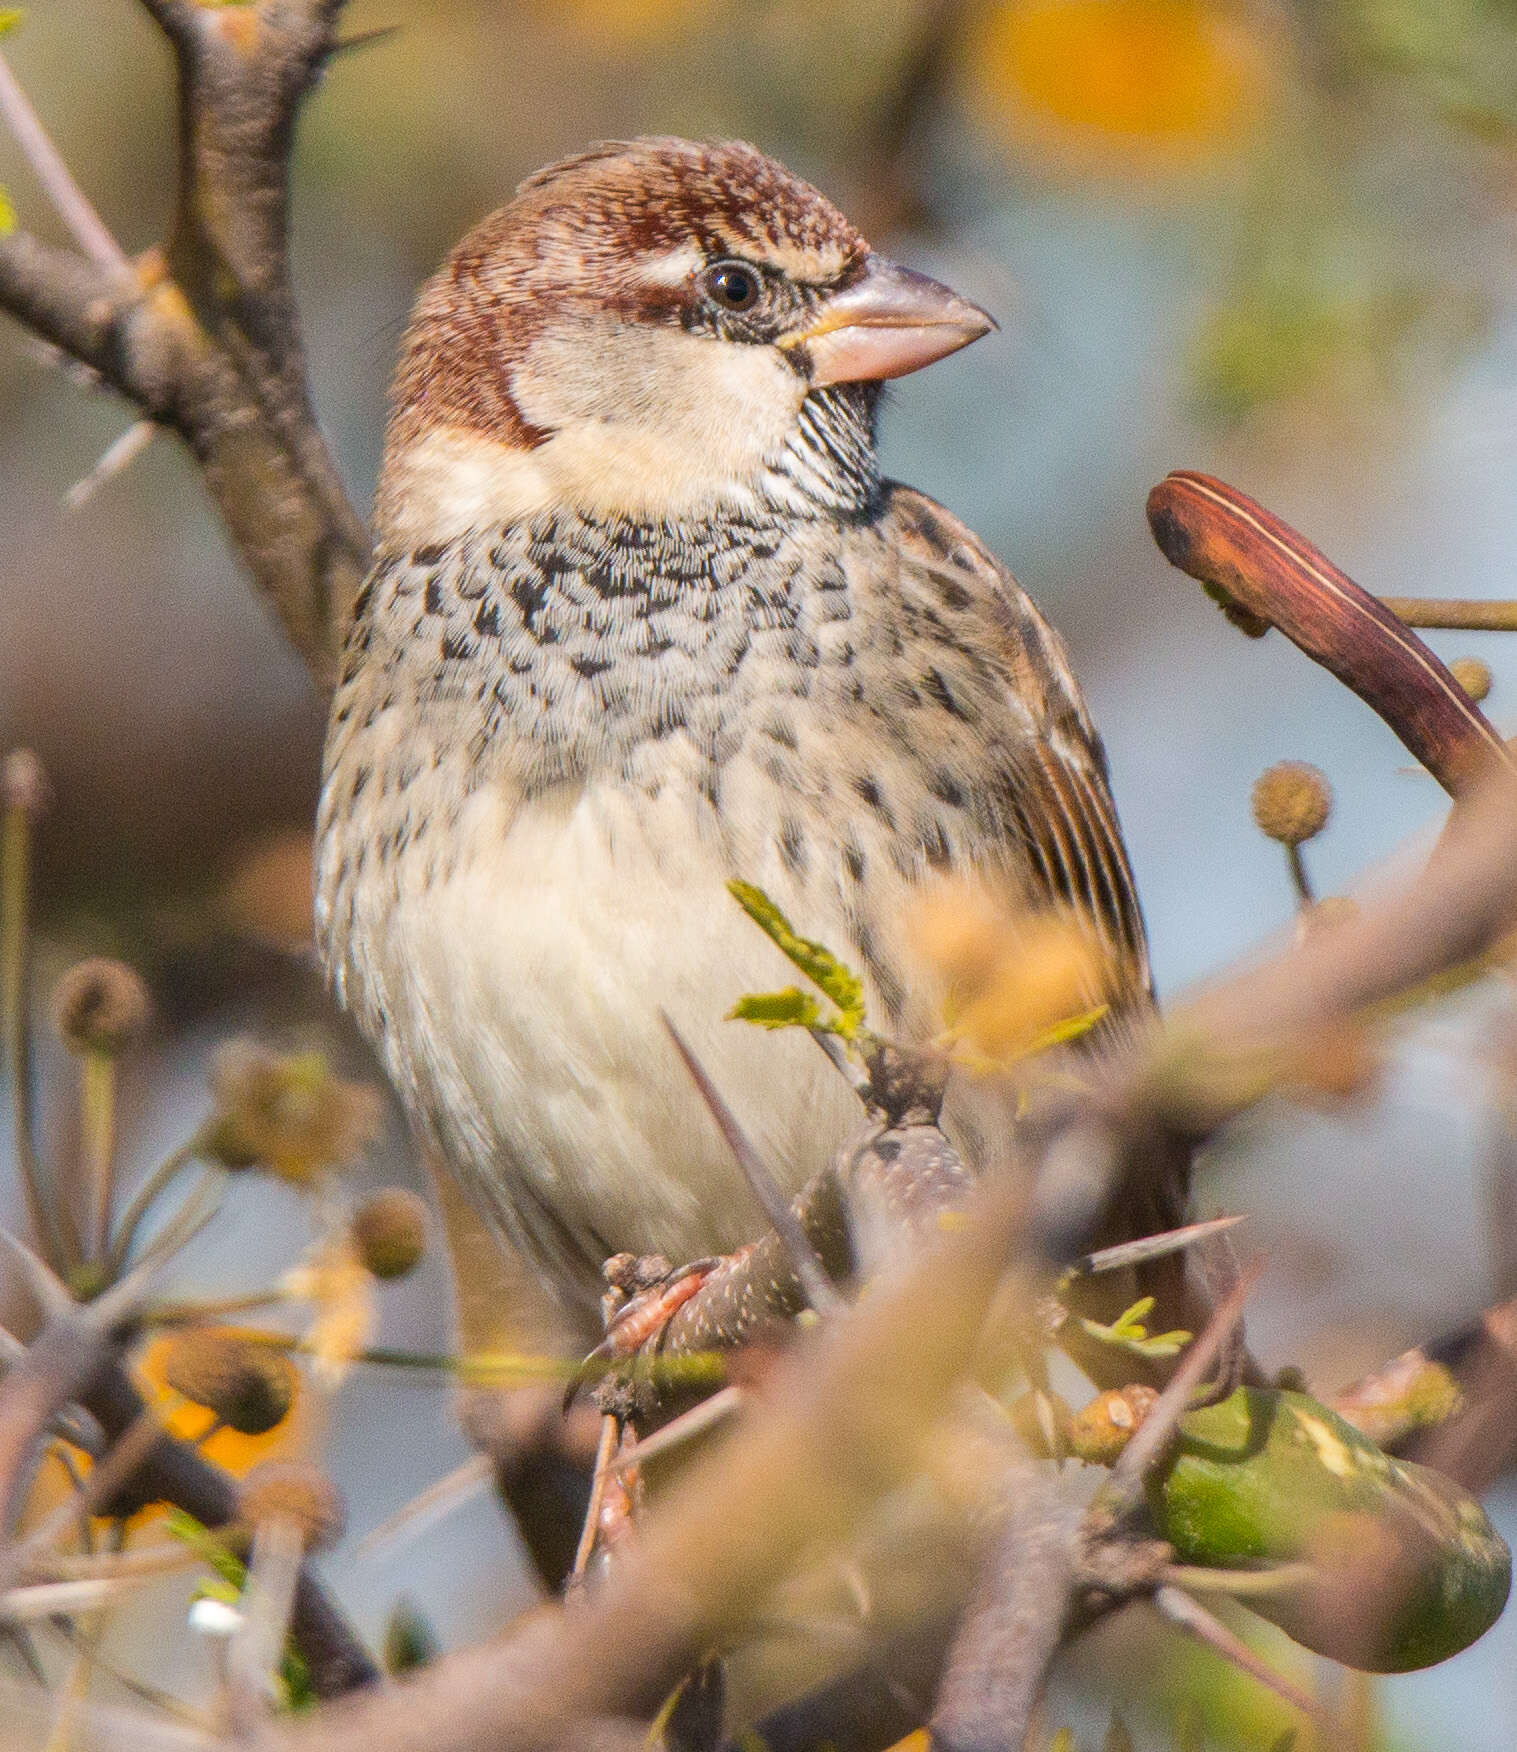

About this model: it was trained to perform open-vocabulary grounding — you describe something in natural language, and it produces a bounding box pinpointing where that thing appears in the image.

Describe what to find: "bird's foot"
[595,1252,723,1359]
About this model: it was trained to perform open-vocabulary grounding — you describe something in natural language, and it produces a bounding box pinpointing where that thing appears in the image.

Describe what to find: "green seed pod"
[1146,1388,1510,1671]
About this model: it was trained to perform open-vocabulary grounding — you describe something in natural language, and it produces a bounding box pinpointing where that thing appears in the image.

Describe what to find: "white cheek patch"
[376,429,555,545]
[512,320,807,518]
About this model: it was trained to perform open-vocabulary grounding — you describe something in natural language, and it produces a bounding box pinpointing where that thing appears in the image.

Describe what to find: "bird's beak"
[781,256,996,387]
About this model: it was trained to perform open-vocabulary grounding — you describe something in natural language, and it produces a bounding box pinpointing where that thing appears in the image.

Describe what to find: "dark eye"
[703,261,761,312]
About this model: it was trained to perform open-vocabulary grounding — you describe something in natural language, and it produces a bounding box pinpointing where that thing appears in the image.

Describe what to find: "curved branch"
[1146,471,1513,796]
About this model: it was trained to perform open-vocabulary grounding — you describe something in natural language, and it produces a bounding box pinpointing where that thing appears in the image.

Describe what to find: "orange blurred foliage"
[964,0,1275,171]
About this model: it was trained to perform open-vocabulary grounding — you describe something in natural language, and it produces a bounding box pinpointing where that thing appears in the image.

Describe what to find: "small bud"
[202,1041,381,1183]
[384,1599,440,1675]
[1450,656,1492,704]
[237,1460,346,1552]
[351,1188,428,1280]
[161,1329,295,1435]
[49,957,152,1055]
[1068,1385,1159,1466]
[1251,761,1331,846]
[1,749,49,817]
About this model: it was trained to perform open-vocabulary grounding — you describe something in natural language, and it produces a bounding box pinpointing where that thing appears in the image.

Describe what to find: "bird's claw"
[594,1255,723,1360]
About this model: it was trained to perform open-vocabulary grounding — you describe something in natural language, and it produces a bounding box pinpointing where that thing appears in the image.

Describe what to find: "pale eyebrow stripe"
[638,244,703,286]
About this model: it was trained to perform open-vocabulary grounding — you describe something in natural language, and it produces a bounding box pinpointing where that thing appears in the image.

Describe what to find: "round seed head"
[1450,656,1492,704]
[1251,761,1331,846]
[161,1329,295,1435]
[203,1041,382,1182]
[237,1460,346,1552]
[351,1188,428,1280]
[49,958,152,1055]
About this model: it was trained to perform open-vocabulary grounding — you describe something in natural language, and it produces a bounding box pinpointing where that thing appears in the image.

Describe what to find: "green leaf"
[727,988,825,1031]
[165,1507,246,1590]
[0,11,24,36]
[1078,1296,1192,1360]
[726,880,867,1038]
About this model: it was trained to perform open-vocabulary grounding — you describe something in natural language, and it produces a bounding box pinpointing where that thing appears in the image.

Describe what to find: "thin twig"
[228,1515,304,1729]
[1286,842,1314,909]
[65,418,156,510]
[82,1049,118,1263]
[0,1573,145,1622]
[1,759,66,1270]
[6,1405,166,1585]
[355,1454,493,1562]
[1380,597,1517,631]
[106,1144,198,1275]
[663,1014,844,1317]
[1065,1215,1246,1281]
[1101,1265,1262,1516]
[1152,1584,1327,1727]
[0,49,129,275]
[571,1413,621,1583]
[608,1385,744,1476]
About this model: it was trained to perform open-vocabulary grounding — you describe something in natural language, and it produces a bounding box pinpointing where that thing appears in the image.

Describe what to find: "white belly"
[364,776,865,1311]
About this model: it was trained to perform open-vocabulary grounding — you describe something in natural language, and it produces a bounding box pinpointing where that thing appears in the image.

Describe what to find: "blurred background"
[4,1,1517,1744]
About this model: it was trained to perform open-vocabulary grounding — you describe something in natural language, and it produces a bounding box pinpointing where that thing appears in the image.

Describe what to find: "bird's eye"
[703,261,762,312]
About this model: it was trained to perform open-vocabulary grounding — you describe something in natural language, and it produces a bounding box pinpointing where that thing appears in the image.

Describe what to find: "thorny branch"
[0,0,367,686]
[137,757,1506,1752]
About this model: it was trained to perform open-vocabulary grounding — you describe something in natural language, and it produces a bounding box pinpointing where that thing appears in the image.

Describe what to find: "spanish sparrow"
[316,138,1162,1341]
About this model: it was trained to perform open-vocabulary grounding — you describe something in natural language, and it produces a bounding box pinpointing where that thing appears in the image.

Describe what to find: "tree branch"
[0,1,368,688]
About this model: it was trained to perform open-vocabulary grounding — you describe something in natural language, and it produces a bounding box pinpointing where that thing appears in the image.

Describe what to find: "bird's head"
[375,137,994,546]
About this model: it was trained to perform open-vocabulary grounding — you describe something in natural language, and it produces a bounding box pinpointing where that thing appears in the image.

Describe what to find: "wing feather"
[885,486,1151,997]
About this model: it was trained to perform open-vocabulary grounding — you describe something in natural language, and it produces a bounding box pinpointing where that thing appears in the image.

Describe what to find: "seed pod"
[238,1460,346,1552]
[1,749,49,817]
[1250,762,1331,846]
[1146,1387,1510,1670]
[161,1330,296,1436]
[50,958,152,1055]
[203,1042,381,1182]
[351,1188,427,1279]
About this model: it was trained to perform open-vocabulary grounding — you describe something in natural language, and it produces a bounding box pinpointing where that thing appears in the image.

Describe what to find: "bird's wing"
[881,484,1151,996]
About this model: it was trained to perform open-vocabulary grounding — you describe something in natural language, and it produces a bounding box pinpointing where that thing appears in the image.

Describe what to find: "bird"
[315,136,1168,1347]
